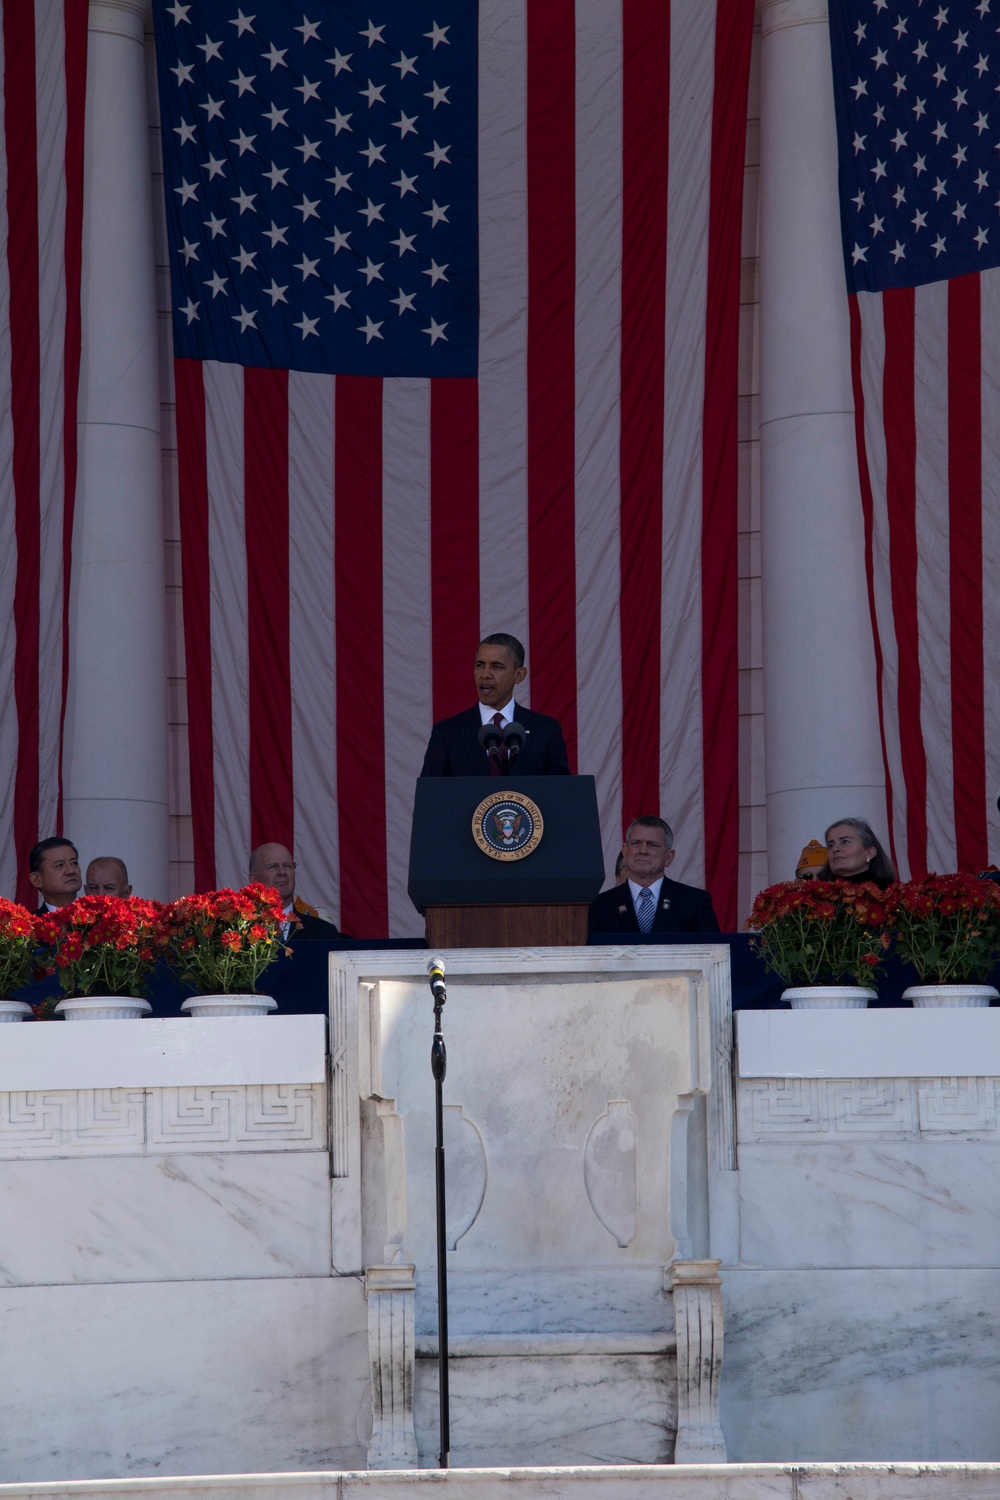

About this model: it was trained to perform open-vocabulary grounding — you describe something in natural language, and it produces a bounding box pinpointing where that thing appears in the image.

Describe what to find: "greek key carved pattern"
[917,1077,997,1132]
[148,1084,324,1148]
[0,1090,146,1153]
[748,1078,825,1133]
[829,1078,914,1132]
[742,1077,1000,1139]
[0,1084,325,1158]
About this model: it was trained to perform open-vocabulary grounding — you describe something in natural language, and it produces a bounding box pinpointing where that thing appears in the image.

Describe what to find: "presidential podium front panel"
[408,775,606,947]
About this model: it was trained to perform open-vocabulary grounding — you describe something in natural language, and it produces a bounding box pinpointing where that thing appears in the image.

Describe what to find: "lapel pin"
[661,898,671,910]
[617,904,628,915]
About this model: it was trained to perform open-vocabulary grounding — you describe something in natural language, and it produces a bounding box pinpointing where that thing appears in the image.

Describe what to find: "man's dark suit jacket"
[420,704,571,777]
[588,876,720,935]
[288,909,341,940]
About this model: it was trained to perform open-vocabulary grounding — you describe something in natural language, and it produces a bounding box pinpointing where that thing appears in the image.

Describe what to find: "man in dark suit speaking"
[589,816,720,934]
[420,633,571,777]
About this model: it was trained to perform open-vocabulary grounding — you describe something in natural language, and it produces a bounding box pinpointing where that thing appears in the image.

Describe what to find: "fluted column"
[758,0,886,883]
[668,1258,726,1462]
[64,0,168,897]
[365,1264,419,1469]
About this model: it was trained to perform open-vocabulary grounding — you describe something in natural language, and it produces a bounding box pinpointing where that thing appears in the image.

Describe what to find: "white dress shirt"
[478,698,516,726]
[627,876,664,911]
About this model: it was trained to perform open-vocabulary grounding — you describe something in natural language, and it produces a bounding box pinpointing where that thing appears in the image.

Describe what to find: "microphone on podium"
[502,720,526,763]
[477,721,503,764]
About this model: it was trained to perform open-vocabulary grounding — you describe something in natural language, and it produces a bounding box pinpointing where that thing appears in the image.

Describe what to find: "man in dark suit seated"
[29,837,82,912]
[588,815,720,935]
[420,632,571,777]
[248,842,341,939]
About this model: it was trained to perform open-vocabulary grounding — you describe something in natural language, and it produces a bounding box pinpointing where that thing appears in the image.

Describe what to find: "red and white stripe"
[0,0,87,906]
[851,269,998,879]
[176,0,754,934]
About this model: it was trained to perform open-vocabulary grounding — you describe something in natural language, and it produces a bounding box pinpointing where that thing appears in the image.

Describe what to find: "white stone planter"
[55,997,151,1020]
[781,986,875,1009]
[0,1000,33,1022]
[181,995,277,1017]
[903,984,998,1008]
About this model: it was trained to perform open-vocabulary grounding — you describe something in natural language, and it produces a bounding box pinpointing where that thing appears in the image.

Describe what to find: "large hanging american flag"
[0,0,88,907]
[154,0,754,935]
[830,0,1000,878]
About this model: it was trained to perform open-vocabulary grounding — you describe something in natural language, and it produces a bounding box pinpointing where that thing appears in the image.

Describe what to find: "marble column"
[758,0,886,884]
[365,1264,419,1469]
[668,1258,727,1462]
[63,0,169,898]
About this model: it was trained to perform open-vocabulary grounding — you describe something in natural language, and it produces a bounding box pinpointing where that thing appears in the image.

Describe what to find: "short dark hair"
[625,815,674,849]
[29,836,78,873]
[479,632,525,669]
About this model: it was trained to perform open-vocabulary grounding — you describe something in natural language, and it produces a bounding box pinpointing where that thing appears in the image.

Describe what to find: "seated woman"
[823,816,897,889]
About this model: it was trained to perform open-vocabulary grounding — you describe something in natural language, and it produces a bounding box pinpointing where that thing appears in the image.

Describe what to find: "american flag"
[0,0,88,907]
[830,0,1000,877]
[154,0,755,935]
[155,0,477,375]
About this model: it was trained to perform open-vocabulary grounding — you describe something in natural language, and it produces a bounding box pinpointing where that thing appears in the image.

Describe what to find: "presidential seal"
[472,789,544,861]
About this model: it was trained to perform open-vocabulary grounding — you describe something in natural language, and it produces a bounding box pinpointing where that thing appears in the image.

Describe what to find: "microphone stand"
[428,961,450,1469]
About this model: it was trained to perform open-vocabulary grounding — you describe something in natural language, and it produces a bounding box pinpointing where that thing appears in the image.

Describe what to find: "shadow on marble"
[722,1269,1000,1462]
[0,1277,368,1480]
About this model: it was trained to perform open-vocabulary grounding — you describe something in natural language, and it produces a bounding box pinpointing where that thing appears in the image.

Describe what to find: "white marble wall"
[722,1270,1000,1462]
[718,1011,1000,1462]
[0,1053,370,1480]
[0,1277,368,1480]
[413,1348,677,1467]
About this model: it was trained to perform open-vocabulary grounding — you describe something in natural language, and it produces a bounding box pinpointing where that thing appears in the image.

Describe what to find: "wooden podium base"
[425,903,590,949]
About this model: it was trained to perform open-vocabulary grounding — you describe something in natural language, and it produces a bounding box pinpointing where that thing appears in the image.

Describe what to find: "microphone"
[427,956,447,1002]
[502,720,526,762]
[477,721,503,764]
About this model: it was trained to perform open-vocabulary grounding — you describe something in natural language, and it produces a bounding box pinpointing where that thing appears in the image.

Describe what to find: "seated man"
[248,842,340,939]
[589,816,720,935]
[84,856,132,898]
[28,837,82,912]
[420,632,570,777]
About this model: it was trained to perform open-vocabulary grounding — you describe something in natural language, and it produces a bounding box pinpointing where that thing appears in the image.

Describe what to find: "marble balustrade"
[0,954,996,1479]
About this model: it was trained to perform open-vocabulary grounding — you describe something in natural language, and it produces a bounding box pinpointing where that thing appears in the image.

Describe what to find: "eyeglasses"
[798,869,826,882]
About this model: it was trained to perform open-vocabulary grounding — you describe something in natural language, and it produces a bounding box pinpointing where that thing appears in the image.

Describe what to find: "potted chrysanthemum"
[0,899,39,1021]
[35,897,168,1019]
[883,873,1000,1006]
[162,883,287,1015]
[746,880,889,1007]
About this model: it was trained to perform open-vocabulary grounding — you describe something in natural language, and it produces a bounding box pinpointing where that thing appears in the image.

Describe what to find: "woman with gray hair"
[823,817,897,889]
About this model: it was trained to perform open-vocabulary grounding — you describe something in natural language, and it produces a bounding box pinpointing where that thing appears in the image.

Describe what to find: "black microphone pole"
[427,957,451,1469]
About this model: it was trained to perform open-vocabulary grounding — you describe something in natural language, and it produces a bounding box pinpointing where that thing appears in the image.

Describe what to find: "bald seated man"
[85,857,132,898]
[249,843,341,939]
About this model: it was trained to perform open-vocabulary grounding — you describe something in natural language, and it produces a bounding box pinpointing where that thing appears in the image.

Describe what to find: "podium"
[408,775,606,948]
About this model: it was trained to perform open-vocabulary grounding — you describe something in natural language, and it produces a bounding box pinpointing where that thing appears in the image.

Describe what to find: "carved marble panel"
[147,1084,324,1150]
[0,1090,145,1156]
[584,1100,637,1249]
[746,1078,826,1134]
[741,1077,1000,1141]
[917,1077,997,1133]
[444,1104,487,1251]
[0,1084,325,1159]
